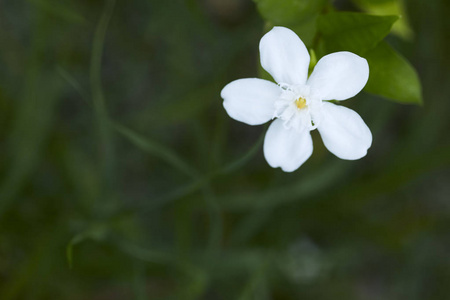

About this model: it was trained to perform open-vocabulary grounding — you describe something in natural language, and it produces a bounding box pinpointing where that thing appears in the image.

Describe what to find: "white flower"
[220,26,372,172]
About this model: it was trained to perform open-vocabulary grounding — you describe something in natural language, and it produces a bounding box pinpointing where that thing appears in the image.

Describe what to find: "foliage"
[0,0,449,299]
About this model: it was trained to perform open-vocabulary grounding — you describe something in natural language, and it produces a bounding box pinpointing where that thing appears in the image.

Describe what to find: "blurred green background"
[1,0,449,299]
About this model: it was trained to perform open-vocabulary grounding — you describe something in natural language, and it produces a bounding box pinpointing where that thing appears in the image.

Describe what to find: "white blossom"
[221,26,372,172]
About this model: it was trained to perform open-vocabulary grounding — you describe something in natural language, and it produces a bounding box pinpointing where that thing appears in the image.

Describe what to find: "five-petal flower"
[221,26,372,172]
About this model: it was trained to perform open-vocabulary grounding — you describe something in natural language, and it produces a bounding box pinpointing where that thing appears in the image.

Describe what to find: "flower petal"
[307,52,369,101]
[221,78,280,125]
[259,26,310,86]
[317,102,372,160]
[263,119,313,172]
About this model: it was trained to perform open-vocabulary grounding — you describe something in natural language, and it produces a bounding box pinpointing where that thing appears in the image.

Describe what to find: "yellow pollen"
[295,97,307,110]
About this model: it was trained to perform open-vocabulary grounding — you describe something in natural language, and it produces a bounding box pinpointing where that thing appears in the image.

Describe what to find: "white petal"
[307,52,369,101]
[263,119,313,172]
[221,78,280,126]
[317,102,372,160]
[259,26,310,86]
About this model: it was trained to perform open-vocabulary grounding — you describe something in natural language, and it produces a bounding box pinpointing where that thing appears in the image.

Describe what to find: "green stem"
[90,0,116,197]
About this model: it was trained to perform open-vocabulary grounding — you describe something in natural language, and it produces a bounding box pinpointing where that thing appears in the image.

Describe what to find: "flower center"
[295,97,307,110]
[274,83,322,131]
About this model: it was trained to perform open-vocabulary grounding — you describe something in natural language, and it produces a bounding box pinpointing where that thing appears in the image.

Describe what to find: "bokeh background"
[1,0,449,299]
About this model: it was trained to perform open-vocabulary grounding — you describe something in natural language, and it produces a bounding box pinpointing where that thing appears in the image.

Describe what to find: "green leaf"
[317,12,399,55]
[352,0,414,39]
[317,12,421,104]
[254,0,327,25]
[254,0,328,46]
[364,42,422,104]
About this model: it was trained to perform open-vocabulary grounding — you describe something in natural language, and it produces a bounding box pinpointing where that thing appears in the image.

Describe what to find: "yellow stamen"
[295,97,307,110]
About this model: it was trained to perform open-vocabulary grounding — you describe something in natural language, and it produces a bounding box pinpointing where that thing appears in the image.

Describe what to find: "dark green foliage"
[0,0,449,299]
[317,12,398,54]
[254,0,328,45]
[316,11,422,104]
[364,41,422,104]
